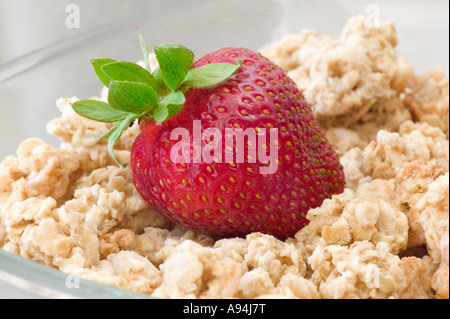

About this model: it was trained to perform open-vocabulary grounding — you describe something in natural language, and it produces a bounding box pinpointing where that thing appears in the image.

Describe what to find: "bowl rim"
[0,0,204,83]
[0,248,153,299]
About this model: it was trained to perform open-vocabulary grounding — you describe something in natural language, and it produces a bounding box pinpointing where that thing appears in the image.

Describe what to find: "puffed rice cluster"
[0,16,448,299]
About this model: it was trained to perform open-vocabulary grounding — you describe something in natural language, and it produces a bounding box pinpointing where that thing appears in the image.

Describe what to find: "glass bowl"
[0,0,448,298]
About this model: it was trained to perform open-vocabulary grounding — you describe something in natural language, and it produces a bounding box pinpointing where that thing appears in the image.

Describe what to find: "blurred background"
[1,0,448,70]
[0,0,449,160]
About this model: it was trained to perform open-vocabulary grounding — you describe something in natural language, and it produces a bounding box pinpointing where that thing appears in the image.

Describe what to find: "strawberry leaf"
[183,60,242,88]
[91,58,117,87]
[152,67,170,95]
[137,27,151,73]
[97,122,119,141]
[74,34,247,168]
[107,113,140,167]
[72,100,131,123]
[108,81,158,114]
[101,61,157,89]
[153,91,185,123]
[154,44,194,91]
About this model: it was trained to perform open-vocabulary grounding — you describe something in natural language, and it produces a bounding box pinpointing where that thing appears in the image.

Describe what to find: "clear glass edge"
[0,0,204,83]
[0,248,153,299]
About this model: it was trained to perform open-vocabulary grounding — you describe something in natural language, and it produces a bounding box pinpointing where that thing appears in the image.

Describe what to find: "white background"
[0,0,448,73]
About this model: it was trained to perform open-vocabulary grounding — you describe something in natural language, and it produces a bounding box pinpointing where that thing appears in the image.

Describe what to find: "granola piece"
[243,233,307,285]
[323,127,367,157]
[416,173,449,264]
[296,179,408,258]
[99,229,135,258]
[251,273,319,299]
[361,122,449,180]
[61,250,162,294]
[237,268,275,298]
[399,256,437,299]
[391,161,447,247]
[2,185,127,267]
[218,233,314,299]
[432,262,449,299]
[414,173,449,299]
[153,240,241,299]
[261,15,413,146]
[237,266,318,299]
[213,236,248,263]
[1,151,164,271]
[402,67,449,137]
[2,197,73,265]
[105,250,162,294]
[308,240,408,299]
[46,97,139,172]
[134,225,214,267]
[338,121,448,191]
[0,138,79,207]
[274,273,319,299]
[339,147,365,191]
[135,227,181,266]
[74,166,174,237]
[151,232,312,299]
[74,166,168,227]
[399,121,449,167]
[0,156,22,206]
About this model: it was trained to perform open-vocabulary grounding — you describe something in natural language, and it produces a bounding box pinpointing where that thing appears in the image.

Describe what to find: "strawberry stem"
[71,30,241,167]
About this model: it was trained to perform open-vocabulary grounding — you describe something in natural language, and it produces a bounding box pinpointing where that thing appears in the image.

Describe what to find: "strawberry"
[72,34,345,240]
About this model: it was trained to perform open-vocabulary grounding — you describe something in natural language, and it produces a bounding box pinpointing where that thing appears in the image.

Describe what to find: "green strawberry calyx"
[71,29,242,168]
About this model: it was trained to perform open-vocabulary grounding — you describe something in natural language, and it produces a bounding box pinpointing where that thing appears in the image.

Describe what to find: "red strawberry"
[72,40,345,240]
